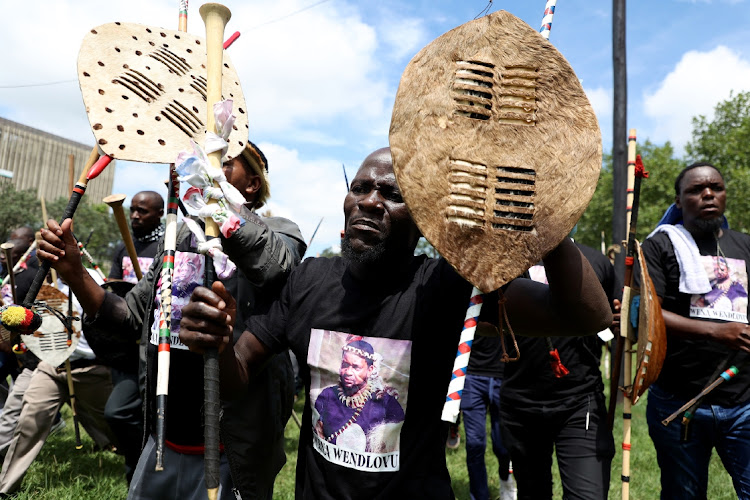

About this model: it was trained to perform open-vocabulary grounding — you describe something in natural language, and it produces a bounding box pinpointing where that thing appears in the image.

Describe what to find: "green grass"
[12,385,737,499]
[11,406,128,500]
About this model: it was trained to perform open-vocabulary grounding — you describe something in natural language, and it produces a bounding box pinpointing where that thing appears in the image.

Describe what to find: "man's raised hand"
[37,219,85,279]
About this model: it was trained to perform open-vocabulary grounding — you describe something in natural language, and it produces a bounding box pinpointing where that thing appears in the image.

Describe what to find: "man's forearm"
[662,309,720,341]
[503,238,612,336]
[64,267,106,316]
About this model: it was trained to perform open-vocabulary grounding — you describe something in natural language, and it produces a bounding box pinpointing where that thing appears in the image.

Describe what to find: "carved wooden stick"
[103,194,143,280]
[1,243,17,304]
[199,4,231,498]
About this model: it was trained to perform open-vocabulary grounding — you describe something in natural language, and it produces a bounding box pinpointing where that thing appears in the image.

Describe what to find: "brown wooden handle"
[103,194,142,281]
[1,243,17,304]
[200,3,231,241]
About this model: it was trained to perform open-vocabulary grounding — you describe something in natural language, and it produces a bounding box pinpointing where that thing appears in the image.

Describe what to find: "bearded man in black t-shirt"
[100,190,163,484]
[641,162,750,499]
[179,147,614,500]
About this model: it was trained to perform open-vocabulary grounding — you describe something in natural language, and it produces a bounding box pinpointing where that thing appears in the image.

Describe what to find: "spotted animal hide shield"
[389,10,601,293]
[78,22,248,163]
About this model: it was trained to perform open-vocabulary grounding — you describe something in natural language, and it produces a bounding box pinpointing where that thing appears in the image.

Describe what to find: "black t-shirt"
[144,237,214,447]
[248,255,473,500]
[467,336,504,378]
[108,238,159,282]
[501,243,614,408]
[642,229,750,405]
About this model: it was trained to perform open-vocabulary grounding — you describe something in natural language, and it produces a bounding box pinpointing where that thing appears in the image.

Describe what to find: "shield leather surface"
[78,22,248,163]
[21,286,80,368]
[389,10,602,292]
[631,240,667,404]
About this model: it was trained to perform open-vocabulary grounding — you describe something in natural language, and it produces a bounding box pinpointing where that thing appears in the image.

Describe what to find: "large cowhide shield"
[390,11,601,292]
[78,22,248,163]
[21,285,80,368]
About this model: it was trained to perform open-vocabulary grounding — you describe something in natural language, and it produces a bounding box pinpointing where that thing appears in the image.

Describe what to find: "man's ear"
[674,195,682,210]
[244,174,262,201]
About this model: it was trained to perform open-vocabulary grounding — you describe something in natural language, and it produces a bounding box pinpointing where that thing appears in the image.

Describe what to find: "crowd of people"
[0,144,744,500]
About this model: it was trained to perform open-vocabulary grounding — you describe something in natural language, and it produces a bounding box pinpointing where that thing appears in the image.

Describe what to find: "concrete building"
[0,116,115,203]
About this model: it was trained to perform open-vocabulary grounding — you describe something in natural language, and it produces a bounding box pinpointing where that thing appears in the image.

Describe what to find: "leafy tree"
[0,183,42,241]
[46,198,120,276]
[686,90,750,233]
[579,92,750,251]
[577,141,684,251]
[318,246,340,257]
[575,153,614,251]
[414,237,439,258]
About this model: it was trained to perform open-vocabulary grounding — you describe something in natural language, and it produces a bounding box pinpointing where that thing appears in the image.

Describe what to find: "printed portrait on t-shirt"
[690,255,748,323]
[150,251,206,350]
[528,264,548,285]
[1,284,12,305]
[121,256,155,284]
[307,329,411,472]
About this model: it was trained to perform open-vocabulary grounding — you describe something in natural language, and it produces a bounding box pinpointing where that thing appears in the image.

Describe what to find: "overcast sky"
[1,0,749,255]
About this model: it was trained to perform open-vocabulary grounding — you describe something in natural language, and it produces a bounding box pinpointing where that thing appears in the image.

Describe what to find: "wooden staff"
[72,232,107,283]
[178,0,188,31]
[103,194,143,281]
[40,197,58,287]
[164,180,190,217]
[154,169,179,472]
[1,243,17,304]
[154,1,192,471]
[21,147,105,310]
[64,292,83,449]
[199,4,231,497]
[609,128,637,429]
[617,130,645,500]
[1,241,35,287]
[662,365,741,428]
[68,154,75,197]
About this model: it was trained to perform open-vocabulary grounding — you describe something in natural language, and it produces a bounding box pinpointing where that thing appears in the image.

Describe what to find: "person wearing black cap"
[37,142,306,500]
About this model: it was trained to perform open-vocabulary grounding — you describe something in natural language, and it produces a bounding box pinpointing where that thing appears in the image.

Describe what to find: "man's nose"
[359,190,384,211]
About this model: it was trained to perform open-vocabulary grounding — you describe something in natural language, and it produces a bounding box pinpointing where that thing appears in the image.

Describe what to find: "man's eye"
[384,191,403,202]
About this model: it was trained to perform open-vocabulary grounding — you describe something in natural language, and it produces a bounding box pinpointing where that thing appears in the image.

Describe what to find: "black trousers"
[500,391,614,500]
[104,367,143,483]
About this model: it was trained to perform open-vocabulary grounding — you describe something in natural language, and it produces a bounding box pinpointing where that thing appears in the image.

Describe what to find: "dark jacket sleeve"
[221,213,307,291]
[85,252,160,342]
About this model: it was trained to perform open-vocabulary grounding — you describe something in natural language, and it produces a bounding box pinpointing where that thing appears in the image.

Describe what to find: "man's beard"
[693,216,723,236]
[341,235,387,264]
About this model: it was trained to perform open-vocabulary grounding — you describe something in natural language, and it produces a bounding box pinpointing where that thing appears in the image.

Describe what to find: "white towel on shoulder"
[646,224,711,295]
